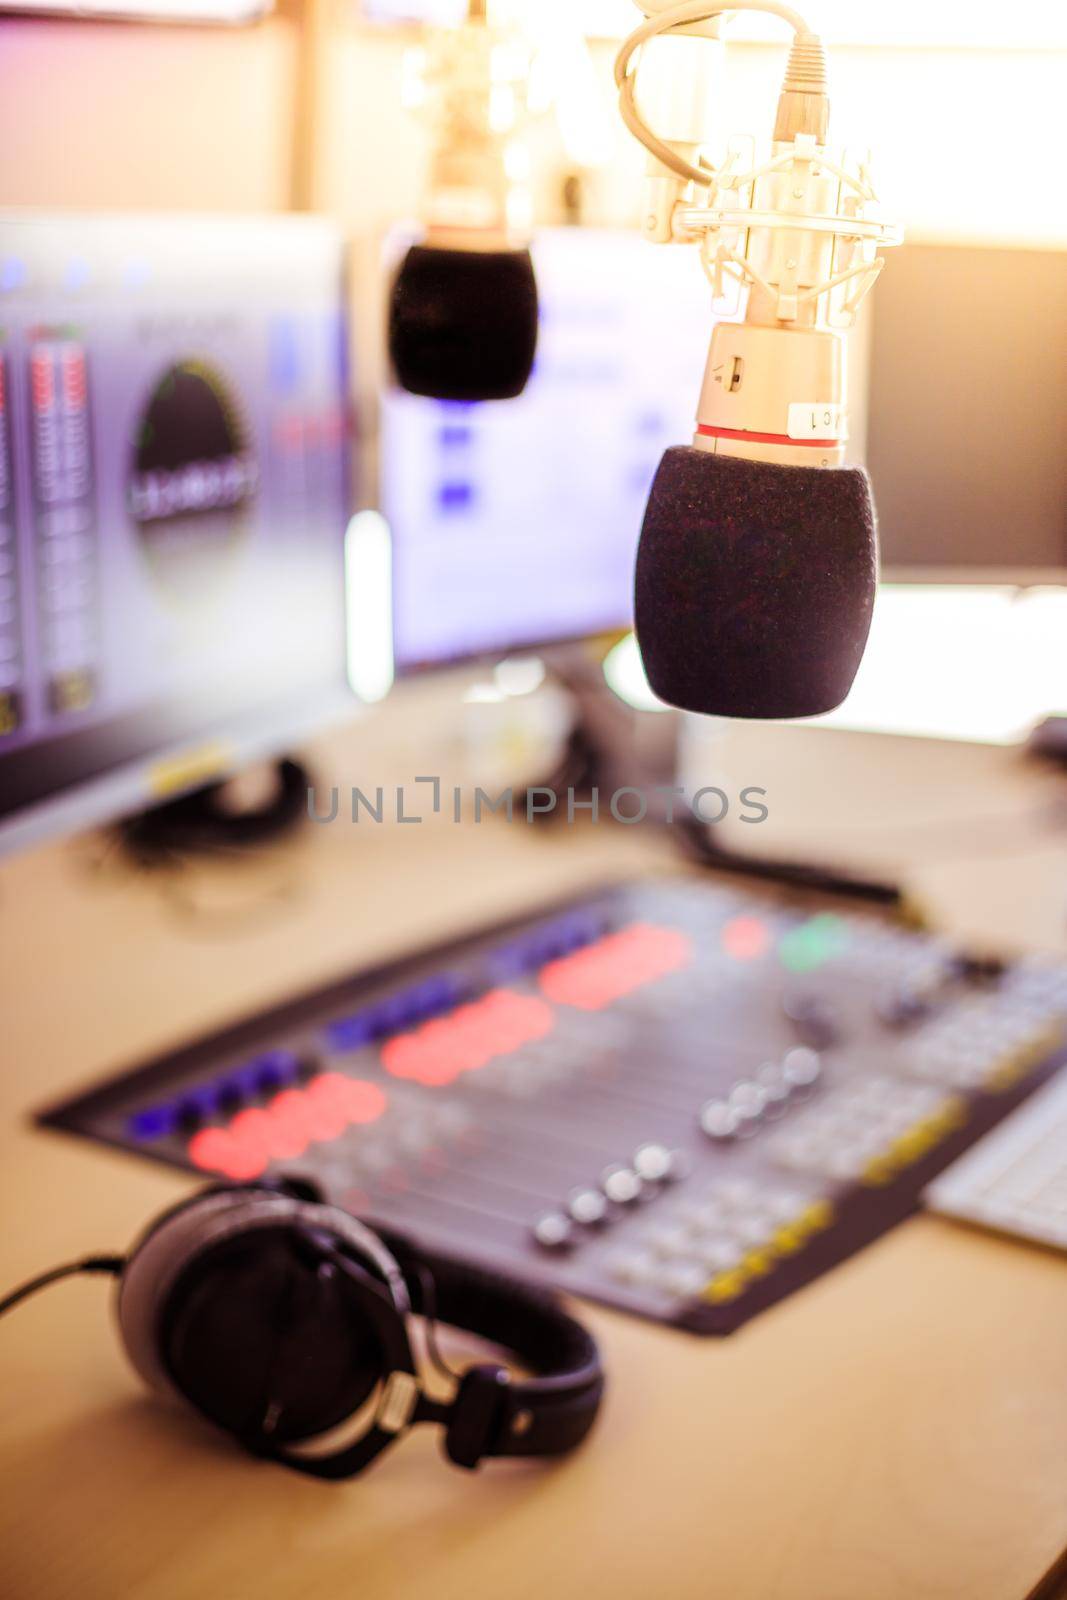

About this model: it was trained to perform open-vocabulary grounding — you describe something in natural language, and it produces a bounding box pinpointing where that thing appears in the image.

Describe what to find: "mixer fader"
[41,878,1067,1332]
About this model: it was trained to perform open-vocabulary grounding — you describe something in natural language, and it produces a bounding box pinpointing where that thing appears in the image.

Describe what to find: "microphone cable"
[615,0,816,185]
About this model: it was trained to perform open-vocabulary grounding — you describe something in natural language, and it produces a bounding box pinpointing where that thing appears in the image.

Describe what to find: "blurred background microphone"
[619,0,901,719]
[388,0,539,402]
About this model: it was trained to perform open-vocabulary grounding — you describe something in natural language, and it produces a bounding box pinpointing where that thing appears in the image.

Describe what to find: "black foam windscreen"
[634,446,878,719]
[388,243,538,402]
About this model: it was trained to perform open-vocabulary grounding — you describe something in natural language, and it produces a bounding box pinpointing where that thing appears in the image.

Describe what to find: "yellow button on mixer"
[771,1221,806,1256]
[702,1267,749,1305]
[796,1198,833,1235]
[741,1247,774,1279]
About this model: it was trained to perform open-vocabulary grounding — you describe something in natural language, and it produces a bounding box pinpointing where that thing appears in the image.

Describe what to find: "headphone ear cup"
[161,1227,385,1447]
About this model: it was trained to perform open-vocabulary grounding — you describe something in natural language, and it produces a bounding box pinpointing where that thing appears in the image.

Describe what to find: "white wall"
[311,26,1067,248]
[0,14,299,209]
[3,15,1060,245]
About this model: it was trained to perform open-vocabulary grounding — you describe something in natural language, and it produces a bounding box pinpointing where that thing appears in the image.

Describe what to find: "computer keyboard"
[925,1068,1067,1251]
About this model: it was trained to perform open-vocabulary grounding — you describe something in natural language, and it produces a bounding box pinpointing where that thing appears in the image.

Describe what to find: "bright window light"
[603,631,671,712]
[345,511,395,704]
[815,586,1067,744]
[364,0,1067,47]
[574,0,1067,48]
[0,0,271,16]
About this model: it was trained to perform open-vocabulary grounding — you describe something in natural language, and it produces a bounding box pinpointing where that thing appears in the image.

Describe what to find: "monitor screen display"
[0,213,355,853]
[383,227,722,671]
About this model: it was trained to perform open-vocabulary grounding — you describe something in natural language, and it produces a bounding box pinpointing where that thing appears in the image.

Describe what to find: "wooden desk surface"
[2,723,1067,1600]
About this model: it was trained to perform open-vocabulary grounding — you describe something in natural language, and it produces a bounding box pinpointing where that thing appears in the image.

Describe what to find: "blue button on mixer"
[252,1049,301,1089]
[179,1083,222,1121]
[222,1060,269,1098]
[127,1104,179,1142]
[325,1012,376,1051]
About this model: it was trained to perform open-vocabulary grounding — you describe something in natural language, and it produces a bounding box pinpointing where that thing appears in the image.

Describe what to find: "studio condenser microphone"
[389,0,539,403]
[617,0,900,718]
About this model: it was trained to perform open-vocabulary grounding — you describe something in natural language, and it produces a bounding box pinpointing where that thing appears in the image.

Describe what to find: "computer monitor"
[0,213,357,854]
[868,240,1067,581]
[801,240,1067,743]
[382,227,721,673]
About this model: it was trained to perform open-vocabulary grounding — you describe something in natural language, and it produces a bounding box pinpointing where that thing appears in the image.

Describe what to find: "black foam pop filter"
[634,447,878,719]
[162,1228,384,1446]
[388,243,538,402]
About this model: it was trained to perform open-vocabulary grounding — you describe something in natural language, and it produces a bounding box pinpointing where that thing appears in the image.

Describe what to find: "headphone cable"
[410,1262,465,1383]
[0,1255,125,1320]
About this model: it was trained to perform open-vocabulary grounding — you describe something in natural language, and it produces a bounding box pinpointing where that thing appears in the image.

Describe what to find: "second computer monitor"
[382,227,718,672]
[0,212,355,855]
[868,240,1067,579]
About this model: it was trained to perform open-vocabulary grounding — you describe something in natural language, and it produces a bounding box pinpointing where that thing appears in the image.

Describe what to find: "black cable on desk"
[0,1256,125,1320]
[673,812,906,911]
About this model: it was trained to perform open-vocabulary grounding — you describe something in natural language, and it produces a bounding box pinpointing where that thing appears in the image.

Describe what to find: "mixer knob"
[699,1100,740,1141]
[605,1249,657,1286]
[632,1142,684,1184]
[728,1081,769,1121]
[874,984,926,1028]
[641,1223,692,1259]
[782,993,841,1049]
[782,1046,822,1089]
[693,1236,744,1273]
[600,1165,643,1205]
[532,1211,575,1251]
[567,1188,609,1227]
[659,1261,708,1299]
[665,1148,693,1181]
[755,1060,792,1106]
[875,962,951,1028]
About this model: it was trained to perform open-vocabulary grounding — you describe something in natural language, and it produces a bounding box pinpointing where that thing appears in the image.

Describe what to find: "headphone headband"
[352,1229,603,1472]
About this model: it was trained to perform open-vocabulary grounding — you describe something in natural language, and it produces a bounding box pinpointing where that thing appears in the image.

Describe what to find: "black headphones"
[107,1179,604,1477]
[118,758,310,862]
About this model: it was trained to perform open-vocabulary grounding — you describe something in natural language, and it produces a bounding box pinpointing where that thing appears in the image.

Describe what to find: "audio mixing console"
[40,878,1067,1333]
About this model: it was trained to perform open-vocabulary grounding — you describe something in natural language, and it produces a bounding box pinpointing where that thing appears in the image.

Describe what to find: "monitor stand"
[517,642,681,823]
[118,756,311,866]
